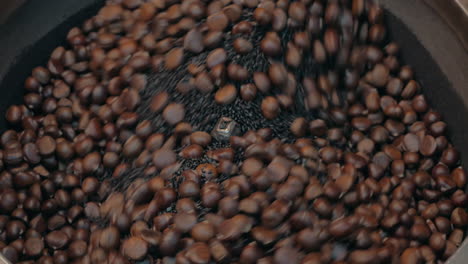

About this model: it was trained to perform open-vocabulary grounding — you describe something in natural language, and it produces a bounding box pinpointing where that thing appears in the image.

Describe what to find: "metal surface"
[0,254,10,264]
[424,0,468,50]
[0,1,101,262]
[456,0,468,14]
[211,117,240,142]
[0,0,102,130]
[379,2,468,263]
[0,0,26,24]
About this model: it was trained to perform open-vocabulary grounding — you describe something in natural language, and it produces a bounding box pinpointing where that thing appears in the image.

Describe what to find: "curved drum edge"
[0,254,10,264]
[381,2,468,263]
[424,0,468,51]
